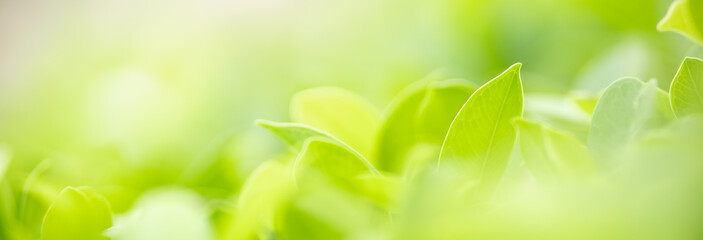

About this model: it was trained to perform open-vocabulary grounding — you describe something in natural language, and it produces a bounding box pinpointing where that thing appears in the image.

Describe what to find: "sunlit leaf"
[438,63,524,199]
[670,57,703,118]
[657,0,703,45]
[290,87,381,159]
[588,78,674,166]
[514,119,595,183]
[41,186,112,240]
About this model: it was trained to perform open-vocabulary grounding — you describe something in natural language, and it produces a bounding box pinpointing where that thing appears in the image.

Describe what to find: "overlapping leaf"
[588,78,674,166]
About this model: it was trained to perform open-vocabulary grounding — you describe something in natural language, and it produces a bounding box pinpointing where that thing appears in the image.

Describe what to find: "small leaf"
[41,186,112,240]
[670,57,703,118]
[514,119,596,184]
[290,87,380,158]
[438,63,524,198]
[657,0,703,45]
[588,78,674,165]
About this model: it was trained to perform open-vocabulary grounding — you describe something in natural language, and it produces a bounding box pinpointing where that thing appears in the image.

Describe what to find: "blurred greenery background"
[0,0,701,238]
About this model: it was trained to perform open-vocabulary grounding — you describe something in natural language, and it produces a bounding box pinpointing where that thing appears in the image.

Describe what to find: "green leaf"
[670,57,703,118]
[293,137,389,207]
[373,80,432,173]
[438,63,524,198]
[226,161,294,240]
[415,79,477,143]
[588,78,674,165]
[276,177,388,240]
[514,119,596,183]
[41,186,112,240]
[294,137,379,185]
[256,120,377,172]
[658,0,703,45]
[290,87,381,159]
[523,95,592,141]
[374,77,476,173]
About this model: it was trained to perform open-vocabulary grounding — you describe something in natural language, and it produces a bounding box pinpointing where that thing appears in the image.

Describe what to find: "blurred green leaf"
[658,0,703,45]
[227,161,294,240]
[106,189,213,240]
[514,119,595,183]
[256,120,377,173]
[670,57,703,118]
[438,63,523,199]
[588,78,674,166]
[374,76,476,173]
[294,137,379,187]
[415,79,477,143]
[41,186,112,240]
[290,87,381,159]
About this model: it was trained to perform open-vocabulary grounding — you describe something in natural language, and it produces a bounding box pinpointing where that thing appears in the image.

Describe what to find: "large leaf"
[415,79,477,143]
[658,0,703,45]
[588,78,674,165]
[670,57,703,118]
[290,87,381,159]
[514,119,595,184]
[438,63,524,198]
[41,186,113,240]
[374,77,475,173]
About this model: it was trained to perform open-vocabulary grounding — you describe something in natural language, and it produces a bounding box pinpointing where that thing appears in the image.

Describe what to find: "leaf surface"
[670,57,703,117]
[438,63,524,198]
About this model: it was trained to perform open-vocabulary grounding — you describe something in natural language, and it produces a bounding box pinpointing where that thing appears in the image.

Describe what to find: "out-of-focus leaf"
[374,77,475,173]
[588,78,674,166]
[276,179,388,240]
[0,146,7,181]
[523,94,592,141]
[293,137,389,207]
[670,57,703,117]
[257,120,377,173]
[290,87,381,159]
[415,79,477,143]
[294,137,379,186]
[514,119,596,183]
[106,188,213,240]
[572,92,601,115]
[658,0,703,45]
[439,63,523,199]
[41,186,112,240]
[374,79,431,173]
[226,161,294,240]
